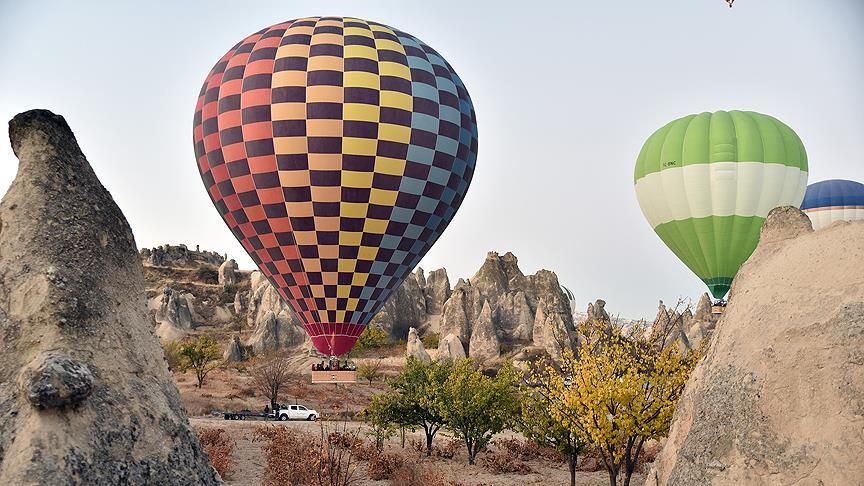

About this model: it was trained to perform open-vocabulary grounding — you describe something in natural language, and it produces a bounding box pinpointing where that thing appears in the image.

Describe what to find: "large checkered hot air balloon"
[193,17,478,356]
[634,111,808,301]
[801,179,864,230]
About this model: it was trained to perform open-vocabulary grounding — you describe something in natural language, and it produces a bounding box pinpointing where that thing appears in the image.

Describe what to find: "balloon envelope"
[634,110,808,299]
[801,179,864,230]
[193,17,478,355]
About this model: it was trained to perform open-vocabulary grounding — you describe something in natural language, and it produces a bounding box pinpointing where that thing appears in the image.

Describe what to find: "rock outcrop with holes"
[405,327,431,362]
[0,110,219,485]
[646,207,864,486]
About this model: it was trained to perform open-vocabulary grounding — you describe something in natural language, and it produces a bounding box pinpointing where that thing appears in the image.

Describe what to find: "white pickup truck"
[276,404,318,421]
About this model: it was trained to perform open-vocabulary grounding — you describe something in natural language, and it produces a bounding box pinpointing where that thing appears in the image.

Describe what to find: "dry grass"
[197,427,235,480]
[366,452,405,480]
[253,423,360,486]
[389,462,452,486]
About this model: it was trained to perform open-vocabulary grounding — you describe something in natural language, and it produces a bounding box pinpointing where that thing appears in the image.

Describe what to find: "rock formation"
[0,110,219,484]
[531,298,574,358]
[218,258,238,288]
[439,278,484,346]
[369,269,427,339]
[424,268,451,315]
[415,267,426,288]
[223,335,245,363]
[144,243,224,267]
[233,290,245,315]
[437,333,466,360]
[647,207,864,485]
[245,271,308,353]
[246,308,307,356]
[437,251,575,360]
[405,327,431,362]
[586,298,610,323]
[651,295,719,353]
[155,286,196,331]
[468,301,501,362]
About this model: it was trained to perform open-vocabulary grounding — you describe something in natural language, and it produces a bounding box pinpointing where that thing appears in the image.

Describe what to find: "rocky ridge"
[147,247,586,366]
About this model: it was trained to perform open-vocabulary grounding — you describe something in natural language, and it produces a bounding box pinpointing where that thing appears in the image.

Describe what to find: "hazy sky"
[1,1,862,319]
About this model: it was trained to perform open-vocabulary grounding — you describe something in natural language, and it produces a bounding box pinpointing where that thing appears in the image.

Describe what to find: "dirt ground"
[189,417,647,486]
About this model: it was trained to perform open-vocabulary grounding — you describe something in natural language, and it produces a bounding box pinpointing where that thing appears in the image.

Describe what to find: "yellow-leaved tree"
[534,320,700,486]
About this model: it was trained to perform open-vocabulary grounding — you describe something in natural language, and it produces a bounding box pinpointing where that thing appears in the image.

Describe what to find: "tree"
[438,360,520,465]
[178,336,222,388]
[360,394,399,451]
[536,320,700,486]
[252,358,291,411]
[387,357,452,456]
[356,359,382,385]
[519,387,586,486]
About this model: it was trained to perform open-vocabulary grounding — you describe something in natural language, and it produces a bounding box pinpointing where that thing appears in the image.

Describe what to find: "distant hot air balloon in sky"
[634,110,808,300]
[801,179,864,230]
[193,17,478,356]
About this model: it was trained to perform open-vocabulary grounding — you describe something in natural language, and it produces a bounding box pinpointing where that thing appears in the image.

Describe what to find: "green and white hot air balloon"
[634,110,808,300]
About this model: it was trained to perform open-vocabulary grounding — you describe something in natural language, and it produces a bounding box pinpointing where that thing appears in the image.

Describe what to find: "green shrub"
[421,332,440,349]
[162,340,183,371]
[354,326,390,352]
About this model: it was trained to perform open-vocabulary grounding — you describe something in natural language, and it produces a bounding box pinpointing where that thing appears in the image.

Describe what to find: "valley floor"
[189,417,647,486]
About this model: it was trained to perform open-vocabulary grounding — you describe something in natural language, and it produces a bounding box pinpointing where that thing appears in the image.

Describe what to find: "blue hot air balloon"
[801,179,864,230]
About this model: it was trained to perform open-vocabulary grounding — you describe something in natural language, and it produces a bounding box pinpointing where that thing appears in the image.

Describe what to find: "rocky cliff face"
[0,110,219,485]
[647,207,864,485]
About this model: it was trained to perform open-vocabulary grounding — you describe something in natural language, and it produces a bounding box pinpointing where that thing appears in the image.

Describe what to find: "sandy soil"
[190,417,646,486]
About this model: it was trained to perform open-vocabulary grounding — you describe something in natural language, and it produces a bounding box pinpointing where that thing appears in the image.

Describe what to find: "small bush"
[197,428,235,479]
[162,340,183,371]
[576,447,604,472]
[254,423,359,486]
[195,265,220,284]
[390,462,449,486]
[409,437,459,459]
[495,437,562,462]
[366,452,404,480]
[421,332,440,349]
[435,439,460,459]
[481,451,532,475]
